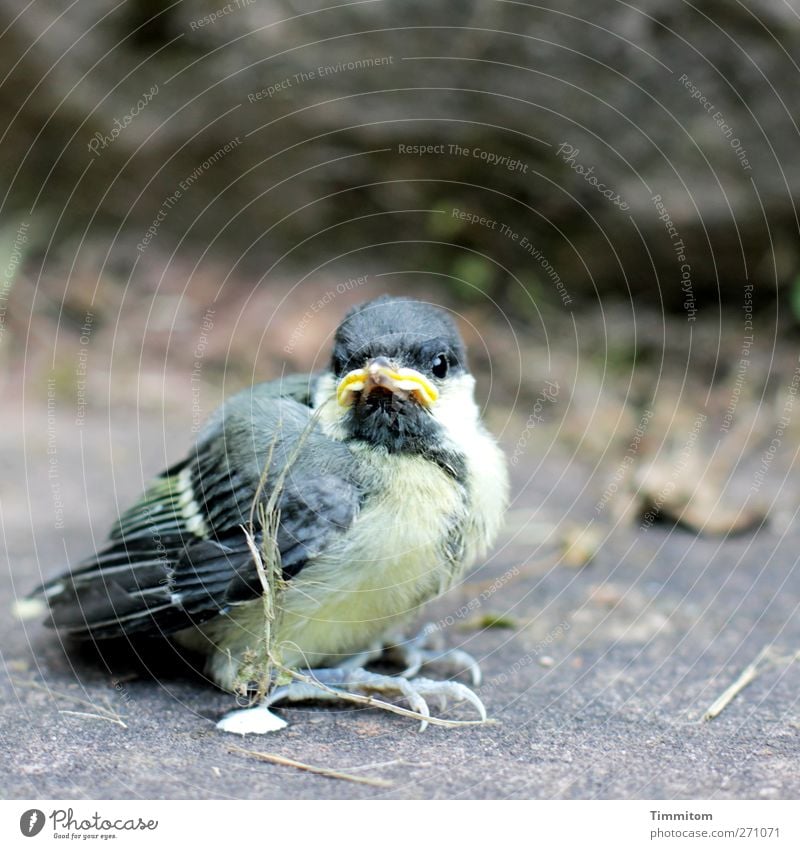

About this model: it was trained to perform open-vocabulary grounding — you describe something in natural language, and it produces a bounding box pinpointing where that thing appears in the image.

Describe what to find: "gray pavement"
[2,407,799,799]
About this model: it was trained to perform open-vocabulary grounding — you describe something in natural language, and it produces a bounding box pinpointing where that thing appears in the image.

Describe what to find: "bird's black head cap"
[330,295,467,378]
[329,296,470,477]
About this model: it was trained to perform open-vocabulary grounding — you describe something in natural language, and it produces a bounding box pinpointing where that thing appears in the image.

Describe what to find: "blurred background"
[3,0,800,799]
[3,0,800,537]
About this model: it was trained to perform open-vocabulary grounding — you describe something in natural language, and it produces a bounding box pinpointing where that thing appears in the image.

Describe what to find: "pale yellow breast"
[183,376,509,692]
[274,449,466,667]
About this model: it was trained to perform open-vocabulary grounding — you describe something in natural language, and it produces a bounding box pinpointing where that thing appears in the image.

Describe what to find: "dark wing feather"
[37,374,361,639]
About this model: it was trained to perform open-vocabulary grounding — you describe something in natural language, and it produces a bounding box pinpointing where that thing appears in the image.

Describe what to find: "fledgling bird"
[35,296,509,733]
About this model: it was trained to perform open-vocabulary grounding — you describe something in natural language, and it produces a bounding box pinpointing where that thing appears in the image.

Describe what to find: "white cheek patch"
[313,373,350,440]
[430,373,510,552]
[430,373,480,445]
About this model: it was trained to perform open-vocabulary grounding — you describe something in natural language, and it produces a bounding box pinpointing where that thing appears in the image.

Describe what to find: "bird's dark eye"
[431,353,449,379]
[331,352,349,375]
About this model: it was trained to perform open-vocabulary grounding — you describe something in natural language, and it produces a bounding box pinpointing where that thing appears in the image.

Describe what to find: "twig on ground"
[703,645,800,721]
[16,678,127,725]
[228,744,394,787]
[338,758,432,771]
[58,709,127,728]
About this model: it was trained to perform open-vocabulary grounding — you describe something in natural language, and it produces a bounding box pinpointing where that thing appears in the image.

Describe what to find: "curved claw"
[396,677,431,723]
[326,668,433,730]
[399,649,424,679]
[402,648,482,686]
[445,649,483,687]
[391,676,431,731]
[412,678,488,723]
[390,624,483,686]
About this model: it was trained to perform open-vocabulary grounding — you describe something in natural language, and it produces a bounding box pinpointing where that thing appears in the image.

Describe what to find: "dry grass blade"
[58,709,127,728]
[17,678,126,725]
[228,744,394,787]
[238,396,331,702]
[702,645,800,721]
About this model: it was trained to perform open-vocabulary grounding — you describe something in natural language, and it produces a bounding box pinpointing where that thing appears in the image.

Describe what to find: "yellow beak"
[337,359,439,407]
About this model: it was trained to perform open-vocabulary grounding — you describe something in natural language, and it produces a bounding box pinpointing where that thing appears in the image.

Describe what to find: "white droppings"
[216,705,288,735]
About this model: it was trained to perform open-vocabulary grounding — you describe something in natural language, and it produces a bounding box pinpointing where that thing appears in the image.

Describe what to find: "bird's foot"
[215,666,487,734]
[383,622,482,686]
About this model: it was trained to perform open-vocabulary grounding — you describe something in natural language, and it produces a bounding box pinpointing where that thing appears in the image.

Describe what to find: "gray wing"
[37,374,361,639]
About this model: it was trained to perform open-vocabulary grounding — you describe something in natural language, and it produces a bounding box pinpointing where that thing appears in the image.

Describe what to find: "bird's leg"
[215,666,487,735]
[335,643,385,670]
[381,622,483,685]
